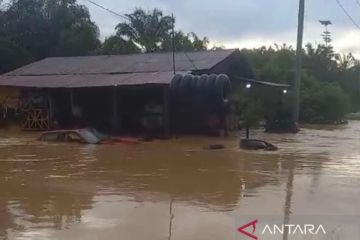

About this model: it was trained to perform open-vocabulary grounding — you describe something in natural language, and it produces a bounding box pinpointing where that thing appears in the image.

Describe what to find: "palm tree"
[335,53,355,72]
[115,8,173,52]
[102,35,140,54]
[161,31,208,52]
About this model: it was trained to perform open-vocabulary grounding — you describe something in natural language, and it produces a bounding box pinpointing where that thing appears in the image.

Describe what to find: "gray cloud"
[82,0,360,55]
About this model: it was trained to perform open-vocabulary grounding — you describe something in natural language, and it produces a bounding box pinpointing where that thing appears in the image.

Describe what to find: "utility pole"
[171,13,176,75]
[292,0,305,132]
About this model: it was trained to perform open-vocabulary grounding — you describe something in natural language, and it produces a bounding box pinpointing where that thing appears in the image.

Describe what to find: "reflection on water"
[0,122,359,240]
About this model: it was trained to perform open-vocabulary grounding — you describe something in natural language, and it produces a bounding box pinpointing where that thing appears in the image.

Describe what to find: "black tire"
[195,74,209,114]
[179,74,193,97]
[191,75,201,93]
[215,74,232,102]
[170,74,183,93]
[191,75,202,109]
[206,73,218,99]
[197,74,208,92]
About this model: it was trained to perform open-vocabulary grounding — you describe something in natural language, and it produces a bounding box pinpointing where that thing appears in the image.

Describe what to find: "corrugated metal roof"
[5,49,237,76]
[0,71,188,88]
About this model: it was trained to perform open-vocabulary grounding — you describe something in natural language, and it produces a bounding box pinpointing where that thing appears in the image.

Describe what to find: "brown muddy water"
[0,122,359,240]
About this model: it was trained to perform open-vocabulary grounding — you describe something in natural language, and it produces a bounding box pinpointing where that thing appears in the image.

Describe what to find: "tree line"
[0,0,208,73]
[1,0,359,124]
[241,44,360,124]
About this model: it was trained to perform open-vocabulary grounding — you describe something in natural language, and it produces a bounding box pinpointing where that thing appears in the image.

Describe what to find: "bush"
[300,83,350,123]
[241,99,264,128]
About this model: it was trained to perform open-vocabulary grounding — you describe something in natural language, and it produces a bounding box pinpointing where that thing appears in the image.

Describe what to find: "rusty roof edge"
[3,69,198,77]
[0,71,190,79]
[0,71,191,88]
[38,48,238,60]
[1,49,237,76]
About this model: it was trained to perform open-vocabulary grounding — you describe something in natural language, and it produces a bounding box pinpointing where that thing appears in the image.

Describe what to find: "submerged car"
[38,128,140,144]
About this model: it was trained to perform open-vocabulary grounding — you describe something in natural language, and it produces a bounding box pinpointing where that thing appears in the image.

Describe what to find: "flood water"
[0,122,359,240]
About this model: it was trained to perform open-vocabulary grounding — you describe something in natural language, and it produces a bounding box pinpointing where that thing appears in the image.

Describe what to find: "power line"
[84,0,129,21]
[356,0,360,8]
[183,52,198,70]
[335,0,360,29]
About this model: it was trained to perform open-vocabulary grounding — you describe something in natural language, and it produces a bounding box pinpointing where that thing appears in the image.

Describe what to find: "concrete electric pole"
[292,0,305,132]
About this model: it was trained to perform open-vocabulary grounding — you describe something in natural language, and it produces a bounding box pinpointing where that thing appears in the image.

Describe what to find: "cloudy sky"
[80,0,360,57]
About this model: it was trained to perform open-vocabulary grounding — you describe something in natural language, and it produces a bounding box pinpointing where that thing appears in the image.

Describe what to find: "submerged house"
[0,49,285,135]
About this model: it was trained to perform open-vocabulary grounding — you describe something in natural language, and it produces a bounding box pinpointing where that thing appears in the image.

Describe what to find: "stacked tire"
[170,73,232,106]
[169,74,232,133]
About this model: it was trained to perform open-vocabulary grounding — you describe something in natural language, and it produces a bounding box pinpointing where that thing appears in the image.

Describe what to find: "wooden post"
[163,86,170,136]
[111,85,119,130]
[69,88,75,117]
[171,13,176,75]
[48,90,54,129]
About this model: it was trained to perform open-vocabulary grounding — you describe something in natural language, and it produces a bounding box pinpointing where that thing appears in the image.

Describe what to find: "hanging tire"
[205,74,218,103]
[170,74,183,93]
[179,74,194,97]
[214,74,232,103]
[197,74,208,92]
[195,74,209,112]
[191,75,201,93]
[206,74,218,92]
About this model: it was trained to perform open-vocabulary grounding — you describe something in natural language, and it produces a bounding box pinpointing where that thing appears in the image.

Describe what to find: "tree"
[161,31,208,52]
[211,45,225,50]
[335,53,355,72]
[46,0,100,56]
[0,0,100,73]
[239,42,359,124]
[101,35,140,54]
[260,48,295,84]
[0,39,31,74]
[115,8,173,52]
[303,43,338,83]
[189,32,209,51]
[241,100,263,139]
[301,83,350,123]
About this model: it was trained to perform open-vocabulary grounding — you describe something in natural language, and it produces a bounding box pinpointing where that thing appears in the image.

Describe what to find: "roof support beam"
[163,86,170,136]
[111,86,119,131]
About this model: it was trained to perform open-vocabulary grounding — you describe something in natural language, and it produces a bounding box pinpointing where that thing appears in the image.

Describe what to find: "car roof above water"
[39,128,102,144]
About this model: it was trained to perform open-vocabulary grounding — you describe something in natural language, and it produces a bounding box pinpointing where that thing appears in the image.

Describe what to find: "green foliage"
[0,0,99,73]
[115,8,173,52]
[301,83,350,123]
[241,99,264,128]
[303,43,339,83]
[101,36,140,55]
[113,9,208,54]
[339,66,360,111]
[0,4,210,72]
[161,31,208,52]
[241,43,359,124]
[0,39,32,73]
[236,87,264,128]
[260,49,295,84]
